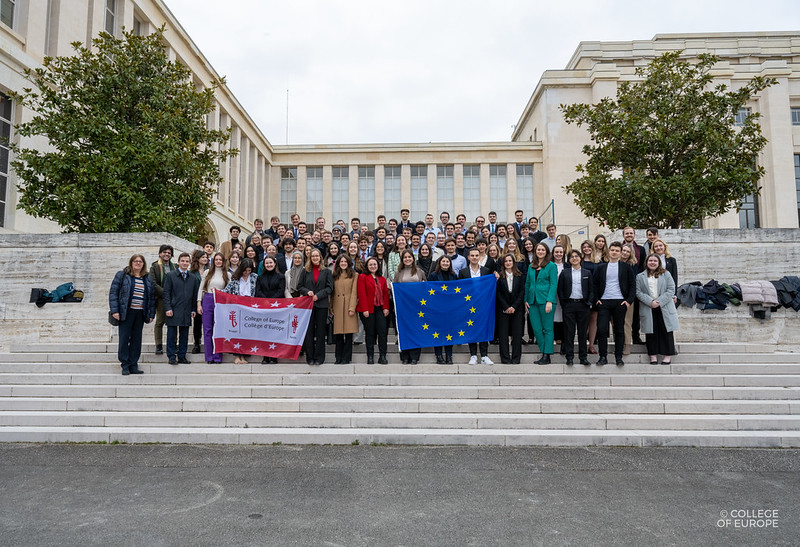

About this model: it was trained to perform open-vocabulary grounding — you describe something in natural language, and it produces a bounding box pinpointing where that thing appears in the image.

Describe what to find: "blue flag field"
[392,274,497,351]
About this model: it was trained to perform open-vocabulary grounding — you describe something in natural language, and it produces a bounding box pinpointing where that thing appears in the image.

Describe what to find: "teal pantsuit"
[524,262,558,355]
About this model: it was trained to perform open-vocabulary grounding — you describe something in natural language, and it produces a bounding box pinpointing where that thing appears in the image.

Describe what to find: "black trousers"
[304,307,328,363]
[400,348,421,362]
[469,341,488,358]
[118,309,145,370]
[334,333,353,363]
[496,310,524,363]
[562,301,591,360]
[596,299,628,359]
[360,306,388,357]
[192,313,202,346]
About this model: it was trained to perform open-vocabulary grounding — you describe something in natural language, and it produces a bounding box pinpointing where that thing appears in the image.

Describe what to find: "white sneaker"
[481,356,494,365]
[468,355,478,365]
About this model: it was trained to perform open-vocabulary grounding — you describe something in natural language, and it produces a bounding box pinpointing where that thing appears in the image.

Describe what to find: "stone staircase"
[1,341,799,447]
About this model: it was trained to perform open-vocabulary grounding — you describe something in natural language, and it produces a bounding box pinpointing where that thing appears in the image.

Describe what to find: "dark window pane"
[0,92,11,120]
[0,146,9,172]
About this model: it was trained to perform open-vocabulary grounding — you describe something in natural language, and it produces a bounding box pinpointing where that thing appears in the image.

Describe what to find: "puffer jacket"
[109,270,156,322]
[739,280,779,306]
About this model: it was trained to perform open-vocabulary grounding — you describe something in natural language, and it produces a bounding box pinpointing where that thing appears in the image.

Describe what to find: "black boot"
[535,354,551,365]
[155,345,163,355]
[378,354,388,365]
[366,348,374,364]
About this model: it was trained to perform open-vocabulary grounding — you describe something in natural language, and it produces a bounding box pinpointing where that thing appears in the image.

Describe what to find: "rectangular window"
[384,166,401,218]
[436,165,454,217]
[306,167,323,222]
[0,92,11,227]
[358,166,375,227]
[463,165,481,222]
[280,167,297,224]
[332,166,349,224]
[133,17,143,36]
[410,165,428,222]
[795,155,800,225]
[0,0,15,28]
[792,108,800,126]
[516,164,534,217]
[489,164,507,221]
[734,107,751,127]
[104,0,116,35]
[739,192,760,229]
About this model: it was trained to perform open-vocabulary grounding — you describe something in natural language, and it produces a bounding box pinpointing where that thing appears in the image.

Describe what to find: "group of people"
[109,209,680,375]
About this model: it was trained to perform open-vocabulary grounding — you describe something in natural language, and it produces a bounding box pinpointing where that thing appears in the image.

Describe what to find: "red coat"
[357,273,389,313]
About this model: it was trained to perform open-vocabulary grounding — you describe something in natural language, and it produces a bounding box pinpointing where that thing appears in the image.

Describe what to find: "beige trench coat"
[330,274,359,334]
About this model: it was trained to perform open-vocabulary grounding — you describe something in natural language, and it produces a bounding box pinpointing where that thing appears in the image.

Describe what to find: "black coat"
[298,267,334,308]
[255,270,286,299]
[557,266,594,307]
[592,261,635,304]
[163,269,200,326]
[458,265,493,279]
[496,274,525,312]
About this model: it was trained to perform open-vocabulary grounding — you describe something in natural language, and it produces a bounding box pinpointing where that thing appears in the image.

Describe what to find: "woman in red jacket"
[357,256,390,364]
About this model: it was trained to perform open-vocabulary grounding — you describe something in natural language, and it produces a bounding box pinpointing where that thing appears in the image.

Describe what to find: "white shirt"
[602,262,624,300]
[648,275,659,299]
[505,271,514,292]
[570,268,583,299]
[469,265,482,278]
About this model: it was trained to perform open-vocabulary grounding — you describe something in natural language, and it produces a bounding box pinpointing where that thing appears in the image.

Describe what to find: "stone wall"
[1,229,799,352]
[0,233,197,352]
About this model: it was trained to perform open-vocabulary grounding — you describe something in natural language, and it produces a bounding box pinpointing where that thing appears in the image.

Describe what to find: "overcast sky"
[163,0,798,145]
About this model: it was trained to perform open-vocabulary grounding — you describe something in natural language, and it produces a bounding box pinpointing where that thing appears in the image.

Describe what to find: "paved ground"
[0,444,796,546]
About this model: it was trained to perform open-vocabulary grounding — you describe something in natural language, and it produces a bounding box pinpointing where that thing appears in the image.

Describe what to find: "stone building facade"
[1,1,798,243]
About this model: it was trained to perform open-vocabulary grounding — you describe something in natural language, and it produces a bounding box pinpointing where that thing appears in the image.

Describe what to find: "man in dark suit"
[397,209,414,234]
[458,248,495,365]
[163,252,200,365]
[592,241,636,366]
[150,244,175,355]
[558,250,595,366]
[528,217,546,244]
[512,209,526,238]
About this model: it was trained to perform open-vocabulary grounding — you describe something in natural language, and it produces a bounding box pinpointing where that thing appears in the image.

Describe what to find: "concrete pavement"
[0,444,797,546]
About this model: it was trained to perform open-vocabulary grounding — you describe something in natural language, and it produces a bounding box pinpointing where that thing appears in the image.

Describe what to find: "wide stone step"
[0,397,796,415]
[1,411,798,431]
[0,426,798,447]
[3,372,800,387]
[7,341,781,355]
[3,383,799,400]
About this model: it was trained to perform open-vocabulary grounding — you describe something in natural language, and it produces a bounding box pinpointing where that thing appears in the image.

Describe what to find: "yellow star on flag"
[432,332,439,339]
[441,285,448,291]
[422,323,429,330]
[454,287,461,293]
[446,334,453,341]
[418,311,424,318]
[467,320,474,326]
[420,299,427,306]
[429,288,436,295]
[465,294,472,301]
[469,307,476,313]
[458,330,465,336]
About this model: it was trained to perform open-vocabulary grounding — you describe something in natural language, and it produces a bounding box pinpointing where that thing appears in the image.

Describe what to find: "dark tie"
[181,271,186,280]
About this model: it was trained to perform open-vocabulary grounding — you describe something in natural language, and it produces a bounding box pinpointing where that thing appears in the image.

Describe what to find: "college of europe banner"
[392,274,496,351]
[213,291,313,360]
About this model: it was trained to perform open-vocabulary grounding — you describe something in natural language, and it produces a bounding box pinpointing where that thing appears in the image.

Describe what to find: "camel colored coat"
[330,274,359,334]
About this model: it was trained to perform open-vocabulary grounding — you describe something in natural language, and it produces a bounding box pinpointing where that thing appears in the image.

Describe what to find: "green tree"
[560,51,775,229]
[10,27,236,239]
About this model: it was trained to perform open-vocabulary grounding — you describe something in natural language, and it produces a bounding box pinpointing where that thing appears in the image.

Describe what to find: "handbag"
[108,311,120,326]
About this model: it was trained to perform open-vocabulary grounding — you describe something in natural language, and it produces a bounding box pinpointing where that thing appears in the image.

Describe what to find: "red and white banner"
[213,291,313,360]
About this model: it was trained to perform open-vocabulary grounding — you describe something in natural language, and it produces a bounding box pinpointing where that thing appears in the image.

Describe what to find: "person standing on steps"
[110,254,155,376]
[357,257,390,364]
[593,241,636,366]
[458,248,495,365]
[524,243,558,365]
[150,244,175,356]
[163,252,200,366]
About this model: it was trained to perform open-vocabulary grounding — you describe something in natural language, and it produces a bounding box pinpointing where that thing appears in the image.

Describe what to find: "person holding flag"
[458,248,495,365]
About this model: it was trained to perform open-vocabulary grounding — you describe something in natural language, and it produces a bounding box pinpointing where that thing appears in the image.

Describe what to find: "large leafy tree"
[10,27,235,239]
[560,51,775,229]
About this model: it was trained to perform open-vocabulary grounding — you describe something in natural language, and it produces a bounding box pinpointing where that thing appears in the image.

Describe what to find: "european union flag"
[392,275,496,351]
